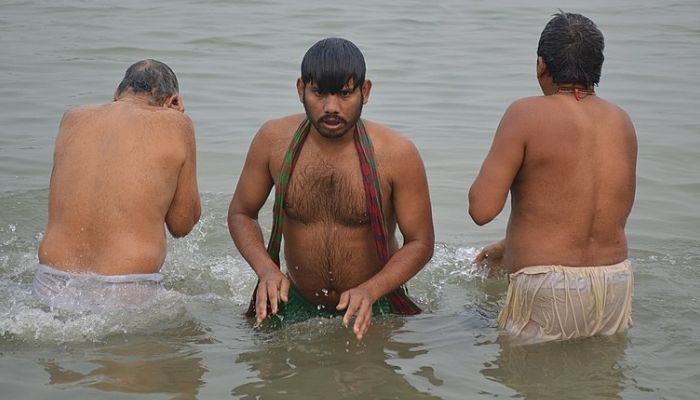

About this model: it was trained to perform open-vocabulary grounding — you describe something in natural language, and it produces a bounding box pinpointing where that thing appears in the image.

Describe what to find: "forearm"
[359,239,433,301]
[228,213,279,277]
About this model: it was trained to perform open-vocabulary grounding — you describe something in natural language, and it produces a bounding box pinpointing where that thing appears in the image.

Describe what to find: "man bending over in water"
[36,59,201,311]
[228,38,434,340]
[469,12,637,344]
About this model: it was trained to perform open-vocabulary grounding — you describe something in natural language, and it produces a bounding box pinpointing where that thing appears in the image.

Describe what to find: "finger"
[353,305,371,341]
[474,248,488,264]
[256,285,268,322]
[280,277,290,303]
[267,281,279,315]
[342,299,359,328]
[336,291,349,311]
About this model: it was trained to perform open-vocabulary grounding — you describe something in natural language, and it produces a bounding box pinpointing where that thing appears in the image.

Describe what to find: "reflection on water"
[482,334,629,400]
[40,338,207,398]
[233,318,442,400]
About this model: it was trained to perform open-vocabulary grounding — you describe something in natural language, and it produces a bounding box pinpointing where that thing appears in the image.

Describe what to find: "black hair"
[300,38,366,94]
[115,59,179,105]
[537,11,605,87]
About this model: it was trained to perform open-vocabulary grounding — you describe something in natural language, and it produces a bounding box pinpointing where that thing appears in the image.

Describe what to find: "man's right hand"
[474,239,506,272]
[255,268,290,324]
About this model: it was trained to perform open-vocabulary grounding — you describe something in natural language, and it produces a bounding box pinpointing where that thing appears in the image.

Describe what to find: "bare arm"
[337,138,435,339]
[468,100,528,225]
[165,116,201,237]
[227,124,289,323]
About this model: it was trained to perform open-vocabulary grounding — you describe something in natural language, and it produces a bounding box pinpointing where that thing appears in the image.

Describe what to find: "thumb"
[336,291,349,310]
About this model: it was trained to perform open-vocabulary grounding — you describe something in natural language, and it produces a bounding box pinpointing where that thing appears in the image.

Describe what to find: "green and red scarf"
[246,117,421,317]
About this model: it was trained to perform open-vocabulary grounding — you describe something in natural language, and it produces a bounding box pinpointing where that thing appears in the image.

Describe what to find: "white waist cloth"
[33,264,164,312]
[497,260,633,344]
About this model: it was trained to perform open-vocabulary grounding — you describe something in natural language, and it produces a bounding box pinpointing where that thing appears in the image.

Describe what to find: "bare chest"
[283,156,370,226]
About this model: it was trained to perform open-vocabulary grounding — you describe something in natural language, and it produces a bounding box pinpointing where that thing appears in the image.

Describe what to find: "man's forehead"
[307,79,357,88]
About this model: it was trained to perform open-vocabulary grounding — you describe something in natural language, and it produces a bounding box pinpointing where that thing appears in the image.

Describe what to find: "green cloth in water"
[266,285,392,326]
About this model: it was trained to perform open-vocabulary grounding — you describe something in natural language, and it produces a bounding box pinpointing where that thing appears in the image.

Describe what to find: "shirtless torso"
[271,115,402,307]
[38,95,200,275]
[229,114,433,337]
[469,91,637,271]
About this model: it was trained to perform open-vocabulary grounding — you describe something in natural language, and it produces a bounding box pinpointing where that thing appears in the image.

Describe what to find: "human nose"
[323,94,341,114]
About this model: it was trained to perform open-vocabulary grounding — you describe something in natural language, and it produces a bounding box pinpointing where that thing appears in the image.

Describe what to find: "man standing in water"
[469,12,637,343]
[228,38,434,340]
[36,59,201,310]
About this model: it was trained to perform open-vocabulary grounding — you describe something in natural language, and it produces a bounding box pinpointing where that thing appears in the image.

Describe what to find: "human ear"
[296,78,305,103]
[166,95,185,113]
[537,57,549,79]
[361,80,372,104]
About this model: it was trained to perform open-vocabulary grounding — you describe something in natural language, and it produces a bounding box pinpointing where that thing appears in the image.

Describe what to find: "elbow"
[166,205,201,238]
[167,227,190,238]
[469,207,493,226]
[417,233,435,265]
[166,219,196,238]
[468,196,498,226]
[424,241,435,263]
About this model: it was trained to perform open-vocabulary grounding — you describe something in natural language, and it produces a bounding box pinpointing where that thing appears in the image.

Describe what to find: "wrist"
[255,262,281,278]
[358,281,383,303]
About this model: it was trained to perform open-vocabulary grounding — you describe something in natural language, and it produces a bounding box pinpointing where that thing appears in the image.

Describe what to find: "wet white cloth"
[497,260,633,344]
[33,264,164,312]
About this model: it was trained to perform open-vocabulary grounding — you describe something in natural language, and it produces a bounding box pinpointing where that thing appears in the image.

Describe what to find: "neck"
[114,94,158,108]
[555,85,596,101]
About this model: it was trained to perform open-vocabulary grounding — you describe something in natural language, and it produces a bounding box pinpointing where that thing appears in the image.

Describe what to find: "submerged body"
[498,260,633,344]
[230,114,433,332]
[229,38,434,340]
[38,59,200,294]
[33,263,164,312]
[469,13,637,343]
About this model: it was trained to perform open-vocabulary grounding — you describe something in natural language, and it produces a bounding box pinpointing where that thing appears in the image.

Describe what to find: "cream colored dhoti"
[497,260,633,344]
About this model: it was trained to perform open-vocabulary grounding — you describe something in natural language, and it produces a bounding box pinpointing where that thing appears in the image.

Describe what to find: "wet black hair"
[537,11,605,87]
[115,59,179,105]
[300,37,366,94]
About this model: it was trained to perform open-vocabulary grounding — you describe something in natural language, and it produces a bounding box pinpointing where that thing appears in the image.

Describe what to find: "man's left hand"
[336,286,376,341]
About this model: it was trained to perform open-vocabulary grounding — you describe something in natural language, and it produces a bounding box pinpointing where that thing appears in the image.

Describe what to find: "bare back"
[38,99,200,274]
[470,94,637,269]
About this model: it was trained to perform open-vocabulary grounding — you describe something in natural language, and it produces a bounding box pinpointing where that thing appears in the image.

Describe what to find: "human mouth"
[320,116,346,130]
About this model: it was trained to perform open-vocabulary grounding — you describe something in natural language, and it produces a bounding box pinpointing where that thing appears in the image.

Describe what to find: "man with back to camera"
[228,38,434,340]
[35,59,201,311]
[469,12,637,343]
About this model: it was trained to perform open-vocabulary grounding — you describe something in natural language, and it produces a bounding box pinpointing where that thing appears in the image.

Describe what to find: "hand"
[474,239,506,271]
[255,268,290,324]
[336,286,377,341]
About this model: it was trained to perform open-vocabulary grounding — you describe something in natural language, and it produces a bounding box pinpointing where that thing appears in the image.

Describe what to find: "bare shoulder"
[497,95,569,141]
[252,113,306,149]
[157,108,194,131]
[503,95,551,118]
[362,119,425,180]
[363,118,419,157]
[59,104,105,125]
[597,97,635,126]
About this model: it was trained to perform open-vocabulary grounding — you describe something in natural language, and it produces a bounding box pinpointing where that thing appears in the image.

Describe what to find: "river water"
[1,0,699,399]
